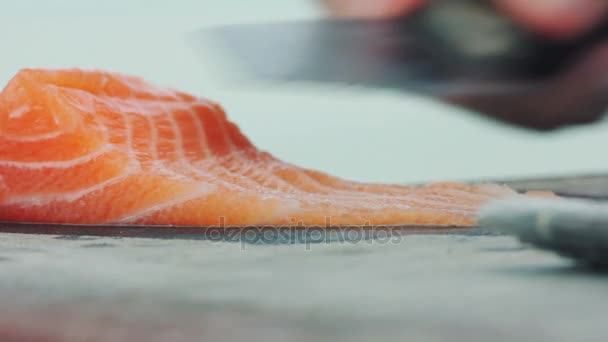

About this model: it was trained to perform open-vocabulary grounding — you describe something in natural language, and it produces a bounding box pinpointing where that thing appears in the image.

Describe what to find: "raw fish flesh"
[0,69,539,227]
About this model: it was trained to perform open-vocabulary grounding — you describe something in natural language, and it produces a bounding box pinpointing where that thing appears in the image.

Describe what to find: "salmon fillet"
[0,69,528,227]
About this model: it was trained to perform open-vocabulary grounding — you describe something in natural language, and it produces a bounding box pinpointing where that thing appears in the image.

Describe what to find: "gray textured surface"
[1,232,608,341]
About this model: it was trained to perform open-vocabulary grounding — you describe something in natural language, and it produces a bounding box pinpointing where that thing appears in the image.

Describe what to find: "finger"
[495,0,608,39]
[321,0,425,18]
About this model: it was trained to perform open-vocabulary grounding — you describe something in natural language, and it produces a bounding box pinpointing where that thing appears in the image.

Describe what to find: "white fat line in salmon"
[7,104,31,119]
[116,184,218,223]
[0,144,114,169]
[2,160,139,205]
[1,130,64,143]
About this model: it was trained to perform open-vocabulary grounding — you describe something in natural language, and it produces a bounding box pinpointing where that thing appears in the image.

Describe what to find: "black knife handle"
[412,0,608,79]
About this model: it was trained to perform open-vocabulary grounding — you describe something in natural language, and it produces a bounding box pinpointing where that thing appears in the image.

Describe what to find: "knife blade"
[194,0,608,97]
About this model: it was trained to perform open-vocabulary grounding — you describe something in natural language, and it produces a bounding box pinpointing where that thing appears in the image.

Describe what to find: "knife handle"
[415,0,608,78]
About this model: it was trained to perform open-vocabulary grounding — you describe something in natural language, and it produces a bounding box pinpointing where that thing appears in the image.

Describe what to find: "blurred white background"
[1,0,607,183]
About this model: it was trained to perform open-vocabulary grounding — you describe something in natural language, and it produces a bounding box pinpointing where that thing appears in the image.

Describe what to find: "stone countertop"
[1,231,607,342]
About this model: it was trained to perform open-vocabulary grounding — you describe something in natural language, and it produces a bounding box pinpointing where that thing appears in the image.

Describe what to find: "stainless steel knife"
[479,196,608,269]
[195,0,608,129]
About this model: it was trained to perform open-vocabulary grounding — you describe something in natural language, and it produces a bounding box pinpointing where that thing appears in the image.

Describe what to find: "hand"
[323,0,608,38]
[322,0,608,130]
